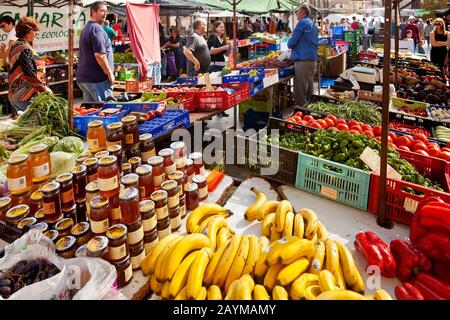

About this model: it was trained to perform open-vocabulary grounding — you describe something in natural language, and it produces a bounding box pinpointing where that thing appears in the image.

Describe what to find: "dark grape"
[0,286,11,297]
[13,261,27,274]
[0,279,11,287]
[0,273,5,280]
[12,282,20,294]
[25,279,32,286]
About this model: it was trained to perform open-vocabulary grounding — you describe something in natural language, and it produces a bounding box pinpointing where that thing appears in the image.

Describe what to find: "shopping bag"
[418,44,425,55]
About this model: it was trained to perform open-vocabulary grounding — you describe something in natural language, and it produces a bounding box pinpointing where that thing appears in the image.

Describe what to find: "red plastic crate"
[196,83,250,111]
[126,78,154,92]
[167,92,196,111]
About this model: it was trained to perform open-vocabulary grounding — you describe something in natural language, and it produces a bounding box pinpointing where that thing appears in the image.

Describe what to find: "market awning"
[191,0,299,14]
[1,0,83,8]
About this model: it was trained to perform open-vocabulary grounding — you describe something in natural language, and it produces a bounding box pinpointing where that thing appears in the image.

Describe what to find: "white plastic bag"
[278,50,291,61]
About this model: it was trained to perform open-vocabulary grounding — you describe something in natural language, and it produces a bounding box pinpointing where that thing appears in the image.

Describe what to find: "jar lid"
[56,173,73,184]
[86,180,99,193]
[150,190,168,202]
[121,173,139,186]
[107,144,122,154]
[44,229,59,242]
[90,195,109,209]
[186,158,193,166]
[193,174,207,184]
[30,191,43,201]
[135,164,152,176]
[122,163,132,172]
[75,244,88,257]
[189,152,202,160]
[107,122,123,130]
[76,154,91,164]
[41,181,60,193]
[8,154,28,165]
[6,204,30,222]
[128,157,141,165]
[56,236,76,253]
[98,155,117,166]
[0,197,12,209]
[29,144,48,154]
[139,133,153,142]
[122,115,137,124]
[87,236,109,257]
[83,158,99,168]
[170,141,186,151]
[17,217,37,230]
[71,221,90,236]
[95,151,110,159]
[185,183,198,192]
[63,204,76,215]
[55,218,74,232]
[31,222,48,232]
[148,156,164,166]
[106,224,128,241]
[168,171,184,181]
[71,164,87,175]
[158,148,174,157]
[34,208,45,220]
[119,187,139,201]
[161,180,178,192]
[88,120,103,128]
[140,200,155,213]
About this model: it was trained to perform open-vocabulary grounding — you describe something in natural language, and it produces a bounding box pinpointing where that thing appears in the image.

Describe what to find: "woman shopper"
[207,21,230,73]
[430,18,449,76]
[8,17,50,113]
[162,27,183,79]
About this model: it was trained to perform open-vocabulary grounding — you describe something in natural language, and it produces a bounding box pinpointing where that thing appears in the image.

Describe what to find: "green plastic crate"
[295,153,371,210]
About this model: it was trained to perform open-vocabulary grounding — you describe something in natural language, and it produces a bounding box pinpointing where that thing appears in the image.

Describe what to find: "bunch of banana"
[186,203,234,234]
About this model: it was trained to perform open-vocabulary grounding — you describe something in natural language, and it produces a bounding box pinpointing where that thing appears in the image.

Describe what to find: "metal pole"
[232,1,238,70]
[68,0,74,130]
[394,0,400,89]
[378,0,393,229]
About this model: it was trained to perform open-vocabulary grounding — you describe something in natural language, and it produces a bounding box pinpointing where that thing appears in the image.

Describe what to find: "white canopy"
[192,10,247,18]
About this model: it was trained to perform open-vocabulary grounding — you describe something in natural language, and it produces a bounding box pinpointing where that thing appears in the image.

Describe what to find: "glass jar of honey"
[157,217,171,239]
[17,216,37,231]
[126,218,144,247]
[71,165,87,202]
[185,159,195,184]
[119,187,140,225]
[34,208,45,222]
[56,173,74,212]
[11,191,31,207]
[87,236,109,260]
[71,221,91,246]
[76,154,91,166]
[41,181,63,224]
[89,195,110,236]
[75,244,88,258]
[114,255,133,288]
[85,180,99,219]
[125,143,141,162]
[122,163,132,176]
[44,229,59,243]
[161,180,179,210]
[98,155,120,198]
[179,195,187,219]
[136,165,153,200]
[107,144,123,173]
[31,221,48,233]
[150,190,169,221]
[128,157,141,173]
[108,195,121,224]
[82,158,98,183]
[94,150,110,160]
[168,171,185,198]
[7,154,32,195]
[193,174,208,201]
[55,218,74,238]
[29,191,43,215]
[185,183,199,211]
[122,116,139,147]
[121,173,139,189]
[144,229,158,255]
[87,120,106,153]
[0,197,12,222]
[148,156,165,190]
[140,200,156,234]
[6,204,30,226]
[169,206,181,232]
[159,148,176,176]
[106,224,129,263]
[106,122,124,147]
[139,134,156,163]
[29,144,51,183]
[64,203,77,222]
[56,236,77,259]
[170,141,187,170]
[76,201,87,224]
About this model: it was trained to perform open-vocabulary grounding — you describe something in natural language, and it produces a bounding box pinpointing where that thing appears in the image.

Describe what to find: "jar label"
[42,201,56,215]
[164,164,177,176]
[143,216,157,232]
[7,176,27,191]
[199,187,208,200]
[109,243,127,261]
[124,262,133,282]
[125,133,134,145]
[139,187,146,199]
[156,206,169,220]
[32,162,50,178]
[98,176,119,192]
[153,173,165,187]
[127,225,144,245]
[157,227,171,240]
[144,239,159,255]
[141,149,156,162]
[131,249,145,270]
[175,158,187,169]
[111,207,121,220]
[170,215,181,230]
[106,140,122,148]
[180,203,187,218]
[87,138,99,150]
[91,218,109,234]
[168,194,179,209]
[61,189,74,204]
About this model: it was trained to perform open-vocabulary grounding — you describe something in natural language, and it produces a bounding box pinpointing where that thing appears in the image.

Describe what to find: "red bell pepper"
[432,261,450,285]
[413,272,450,300]
[354,231,397,278]
[395,282,425,300]
[389,239,431,282]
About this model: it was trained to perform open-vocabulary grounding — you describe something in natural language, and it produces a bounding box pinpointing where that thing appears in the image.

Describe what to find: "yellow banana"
[150,274,163,296]
[194,287,207,300]
[256,200,280,221]
[299,208,318,240]
[254,246,270,283]
[187,247,212,299]
[325,239,346,289]
[207,285,223,300]
[205,216,228,250]
[262,213,276,238]
[282,211,295,238]
[160,281,170,300]
[168,250,200,298]
[141,234,181,275]
[225,236,250,292]
[235,274,255,300]
[253,284,270,300]
[374,289,392,300]
[155,236,184,281]
[309,240,326,274]
[276,257,309,286]
[164,233,211,281]
[186,203,232,234]
[270,226,282,242]
[258,236,270,249]
[317,221,328,241]
[278,239,315,265]
[224,280,239,300]
[174,285,188,300]
[275,200,293,232]
[213,235,242,288]
[364,295,375,300]
[263,263,284,292]
[195,215,216,234]
[318,270,340,292]
[265,237,297,266]
[293,212,305,238]
[272,285,289,300]
[335,240,364,293]
[304,285,322,300]
[290,273,319,300]
[316,290,369,300]
[245,187,267,221]
[242,235,261,276]
[203,238,231,286]
[352,266,366,294]
[217,227,233,249]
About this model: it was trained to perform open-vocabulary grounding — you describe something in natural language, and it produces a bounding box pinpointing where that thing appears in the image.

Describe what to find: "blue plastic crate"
[74,105,129,136]
[138,110,190,139]
[332,26,345,36]
[243,108,283,131]
[250,82,265,96]
[177,77,198,85]
[268,43,281,51]
[320,77,336,88]
[278,67,294,78]
[223,69,264,84]
[318,37,335,46]
[333,34,344,41]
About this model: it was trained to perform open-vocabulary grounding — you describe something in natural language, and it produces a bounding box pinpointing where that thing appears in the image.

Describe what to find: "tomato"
[439,151,450,161]
[426,142,441,151]
[287,117,295,123]
[309,121,323,129]
[375,136,382,142]
[324,118,335,128]
[336,123,349,131]
[316,119,328,129]
[441,147,450,153]
[363,130,375,138]
[326,114,337,123]
[361,124,372,132]
[335,119,347,125]
[387,136,393,144]
[397,145,411,152]
[388,132,398,143]
[388,143,397,149]
[292,116,303,123]
[348,130,360,135]
[350,125,362,133]
[294,111,303,118]
[303,115,314,123]
[428,146,441,157]
[297,120,308,126]
[372,125,382,136]
[447,142,450,149]
[347,120,359,127]
[396,136,414,148]
[98,112,105,116]
[413,142,429,152]
[416,149,429,156]
[415,133,429,144]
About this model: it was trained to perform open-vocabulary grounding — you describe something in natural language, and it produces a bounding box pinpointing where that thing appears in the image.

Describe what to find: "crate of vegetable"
[74,104,129,136]
[428,105,450,122]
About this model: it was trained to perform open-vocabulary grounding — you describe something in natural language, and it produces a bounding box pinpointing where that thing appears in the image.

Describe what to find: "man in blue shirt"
[288,5,318,107]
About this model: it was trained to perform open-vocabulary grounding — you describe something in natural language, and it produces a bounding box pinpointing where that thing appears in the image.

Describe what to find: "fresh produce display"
[113,52,137,64]
[396,106,427,117]
[73,106,100,116]
[396,82,450,105]
[389,239,431,282]
[429,106,450,121]
[388,120,431,137]
[0,259,61,299]
[237,51,293,70]
[434,126,450,143]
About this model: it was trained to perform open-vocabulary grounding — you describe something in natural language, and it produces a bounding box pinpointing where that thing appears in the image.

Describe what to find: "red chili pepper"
[413,272,450,300]
[395,282,425,300]
[432,260,450,284]
[389,239,431,282]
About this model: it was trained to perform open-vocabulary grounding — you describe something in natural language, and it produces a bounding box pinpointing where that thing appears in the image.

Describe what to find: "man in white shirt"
[0,16,17,63]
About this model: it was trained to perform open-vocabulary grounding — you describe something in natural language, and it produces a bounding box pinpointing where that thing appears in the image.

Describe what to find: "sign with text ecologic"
[0,6,88,53]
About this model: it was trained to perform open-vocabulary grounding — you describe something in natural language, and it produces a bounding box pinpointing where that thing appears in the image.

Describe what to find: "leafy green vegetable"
[11,136,60,157]
[52,136,84,156]
[50,152,76,179]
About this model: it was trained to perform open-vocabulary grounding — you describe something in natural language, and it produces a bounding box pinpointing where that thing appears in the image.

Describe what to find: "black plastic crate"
[0,221,24,243]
